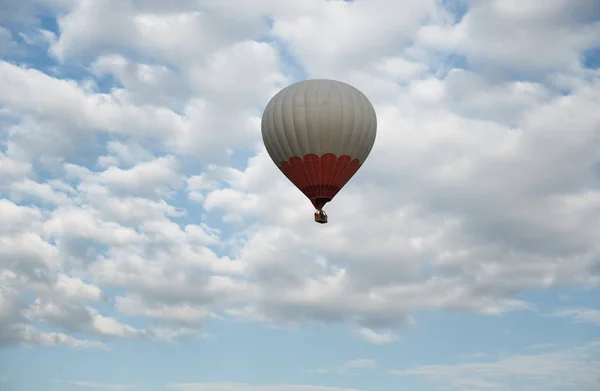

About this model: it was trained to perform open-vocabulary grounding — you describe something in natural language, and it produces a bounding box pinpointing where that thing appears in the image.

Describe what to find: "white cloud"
[392,340,600,391]
[0,40,285,161]
[315,358,378,375]
[0,151,32,187]
[0,198,42,233]
[1,0,600,355]
[343,359,377,370]
[93,155,182,197]
[56,379,139,390]
[354,328,398,345]
[270,0,438,77]
[19,327,106,349]
[415,0,600,73]
[550,307,600,325]
[90,54,187,109]
[167,383,363,391]
[0,26,16,54]
[48,0,268,63]
[115,294,218,326]
[10,178,71,206]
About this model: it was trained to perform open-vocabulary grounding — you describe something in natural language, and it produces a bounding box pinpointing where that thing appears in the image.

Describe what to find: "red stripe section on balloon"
[279,153,361,210]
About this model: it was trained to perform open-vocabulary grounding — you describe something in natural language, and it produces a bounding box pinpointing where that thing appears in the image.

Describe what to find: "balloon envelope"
[261,79,377,210]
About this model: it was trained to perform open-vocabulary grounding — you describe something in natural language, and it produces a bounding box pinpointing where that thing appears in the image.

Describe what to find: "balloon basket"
[314,211,328,224]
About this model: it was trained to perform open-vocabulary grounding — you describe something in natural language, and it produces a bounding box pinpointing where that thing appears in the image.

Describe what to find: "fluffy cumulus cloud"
[1,0,600,390]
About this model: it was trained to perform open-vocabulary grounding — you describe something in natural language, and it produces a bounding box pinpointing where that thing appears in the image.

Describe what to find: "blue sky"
[1,1,600,391]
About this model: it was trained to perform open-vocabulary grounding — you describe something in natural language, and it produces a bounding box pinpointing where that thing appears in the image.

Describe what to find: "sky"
[1,0,600,391]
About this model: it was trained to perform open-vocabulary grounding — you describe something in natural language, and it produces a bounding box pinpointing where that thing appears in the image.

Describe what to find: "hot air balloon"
[261,79,377,224]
